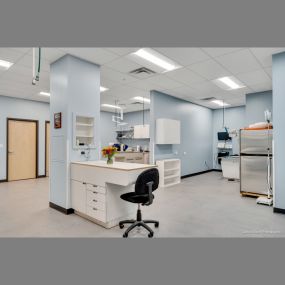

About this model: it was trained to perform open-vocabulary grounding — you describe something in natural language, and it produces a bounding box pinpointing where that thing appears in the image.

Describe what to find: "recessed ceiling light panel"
[101,104,122,110]
[212,76,245,90]
[0,59,14,70]
[129,48,181,73]
[100,86,109,92]
[132,96,151,104]
[39,91,50,96]
[211,99,230,107]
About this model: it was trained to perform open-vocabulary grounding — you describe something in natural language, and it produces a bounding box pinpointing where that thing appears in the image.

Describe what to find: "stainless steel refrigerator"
[240,129,273,195]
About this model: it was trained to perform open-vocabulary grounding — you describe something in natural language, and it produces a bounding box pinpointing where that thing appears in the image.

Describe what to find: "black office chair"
[119,168,159,238]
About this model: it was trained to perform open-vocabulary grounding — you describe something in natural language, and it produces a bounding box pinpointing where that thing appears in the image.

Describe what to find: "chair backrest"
[135,168,159,195]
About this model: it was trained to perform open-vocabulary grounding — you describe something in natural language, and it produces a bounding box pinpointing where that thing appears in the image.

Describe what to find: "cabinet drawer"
[86,206,106,222]
[86,183,106,194]
[86,190,106,203]
[87,199,106,211]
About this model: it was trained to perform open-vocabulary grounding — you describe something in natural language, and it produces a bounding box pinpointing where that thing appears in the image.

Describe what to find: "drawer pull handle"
[82,182,86,185]
[93,207,97,211]
[93,199,97,202]
[93,191,98,194]
[92,185,98,188]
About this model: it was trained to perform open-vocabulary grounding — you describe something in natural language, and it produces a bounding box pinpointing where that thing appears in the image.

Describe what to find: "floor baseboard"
[181,169,214,179]
[0,179,8,183]
[273,207,285,215]
[37,175,46,178]
[49,202,74,215]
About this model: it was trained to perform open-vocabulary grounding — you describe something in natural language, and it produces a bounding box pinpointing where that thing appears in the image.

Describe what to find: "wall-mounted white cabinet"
[73,114,96,149]
[134,124,150,139]
[156,118,180,144]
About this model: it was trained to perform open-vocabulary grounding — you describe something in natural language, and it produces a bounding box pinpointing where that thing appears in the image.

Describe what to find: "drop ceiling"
[0,47,283,112]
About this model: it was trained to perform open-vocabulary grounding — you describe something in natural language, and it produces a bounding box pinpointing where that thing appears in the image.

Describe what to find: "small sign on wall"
[54,112,62,129]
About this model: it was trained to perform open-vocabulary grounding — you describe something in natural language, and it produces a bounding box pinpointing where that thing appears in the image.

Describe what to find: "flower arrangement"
[101,146,117,164]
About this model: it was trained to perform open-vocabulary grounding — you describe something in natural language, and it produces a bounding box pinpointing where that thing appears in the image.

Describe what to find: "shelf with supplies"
[156,159,181,187]
[73,113,96,149]
[217,142,232,149]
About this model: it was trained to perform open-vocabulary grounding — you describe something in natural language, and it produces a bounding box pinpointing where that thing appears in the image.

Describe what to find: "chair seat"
[120,192,154,204]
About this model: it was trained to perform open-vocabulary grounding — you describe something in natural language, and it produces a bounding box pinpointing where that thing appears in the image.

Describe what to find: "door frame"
[6,118,39,181]
[45,120,50,177]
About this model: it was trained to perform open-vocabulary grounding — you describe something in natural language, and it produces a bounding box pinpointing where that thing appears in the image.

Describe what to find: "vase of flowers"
[101,146,117,165]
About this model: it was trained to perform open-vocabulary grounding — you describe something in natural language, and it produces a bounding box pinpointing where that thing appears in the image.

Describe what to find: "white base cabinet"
[156,159,181,187]
[70,161,156,228]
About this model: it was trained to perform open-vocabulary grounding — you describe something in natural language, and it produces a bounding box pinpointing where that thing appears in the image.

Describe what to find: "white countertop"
[71,160,156,171]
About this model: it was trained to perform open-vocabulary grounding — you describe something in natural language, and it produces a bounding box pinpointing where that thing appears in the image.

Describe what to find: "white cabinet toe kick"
[70,161,156,228]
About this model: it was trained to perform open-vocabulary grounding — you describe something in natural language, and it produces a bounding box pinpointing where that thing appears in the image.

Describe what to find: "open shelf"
[73,114,95,149]
[156,159,181,188]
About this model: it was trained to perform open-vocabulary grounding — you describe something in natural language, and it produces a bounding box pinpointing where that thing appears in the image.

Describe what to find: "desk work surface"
[71,160,156,171]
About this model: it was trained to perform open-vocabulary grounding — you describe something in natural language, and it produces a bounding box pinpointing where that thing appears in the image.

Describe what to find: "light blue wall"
[0,95,50,180]
[50,55,100,209]
[272,52,285,210]
[246,91,272,125]
[150,90,213,176]
[100,111,118,147]
[212,106,246,169]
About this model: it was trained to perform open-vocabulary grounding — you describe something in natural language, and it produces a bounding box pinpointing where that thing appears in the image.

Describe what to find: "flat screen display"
[217,132,231,141]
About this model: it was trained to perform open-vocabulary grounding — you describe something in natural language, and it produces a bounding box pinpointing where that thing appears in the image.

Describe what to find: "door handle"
[8,151,14,154]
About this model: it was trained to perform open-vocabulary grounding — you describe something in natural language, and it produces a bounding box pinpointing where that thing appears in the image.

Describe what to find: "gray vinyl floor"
[1,172,285,237]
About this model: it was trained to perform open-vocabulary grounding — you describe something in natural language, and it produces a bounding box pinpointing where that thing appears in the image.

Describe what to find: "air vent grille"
[129,67,156,79]
[200,97,216,101]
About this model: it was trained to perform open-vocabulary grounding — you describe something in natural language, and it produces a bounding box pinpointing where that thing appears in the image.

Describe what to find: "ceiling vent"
[129,67,156,79]
[200,97,216,101]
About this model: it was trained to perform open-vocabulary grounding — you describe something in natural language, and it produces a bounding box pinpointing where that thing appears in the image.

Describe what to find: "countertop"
[116,151,149,154]
[71,160,156,171]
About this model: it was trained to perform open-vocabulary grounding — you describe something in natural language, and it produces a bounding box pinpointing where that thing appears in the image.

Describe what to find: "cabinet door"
[71,180,86,213]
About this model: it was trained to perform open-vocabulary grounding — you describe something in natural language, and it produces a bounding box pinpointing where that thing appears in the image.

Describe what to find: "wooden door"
[45,122,50,177]
[8,119,37,181]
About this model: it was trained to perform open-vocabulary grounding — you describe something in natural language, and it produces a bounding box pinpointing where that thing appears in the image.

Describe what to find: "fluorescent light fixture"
[101,104,122,110]
[213,76,245,90]
[100,86,109,92]
[132,48,181,72]
[39,91,50,96]
[132,96,151,104]
[211,100,230,107]
[0,59,14,70]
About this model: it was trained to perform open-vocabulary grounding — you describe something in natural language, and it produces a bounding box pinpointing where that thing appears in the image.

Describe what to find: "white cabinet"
[156,119,180,144]
[71,180,87,214]
[156,159,181,187]
[134,124,150,139]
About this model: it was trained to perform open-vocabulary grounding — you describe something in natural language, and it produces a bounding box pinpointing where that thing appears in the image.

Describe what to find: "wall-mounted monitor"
[217,131,231,141]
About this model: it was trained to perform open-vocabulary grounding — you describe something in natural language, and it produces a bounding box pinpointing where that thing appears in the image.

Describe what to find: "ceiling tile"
[250,82,272,93]
[164,86,200,98]
[166,68,206,85]
[250,48,285,67]
[188,59,229,80]
[28,48,65,63]
[215,49,262,74]
[264,67,272,78]
[127,76,165,91]
[236,69,271,87]
[101,66,138,84]
[143,74,183,90]
[105,48,139,56]
[154,48,210,66]
[16,54,51,72]
[59,48,119,65]
[202,48,242,57]
[190,81,222,95]
[0,48,25,63]
[104,57,142,73]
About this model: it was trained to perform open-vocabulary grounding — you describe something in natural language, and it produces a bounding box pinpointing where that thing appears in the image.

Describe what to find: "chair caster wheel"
[123,233,128,238]
[119,224,124,229]
[148,232,153,238]
[154,222,159,228]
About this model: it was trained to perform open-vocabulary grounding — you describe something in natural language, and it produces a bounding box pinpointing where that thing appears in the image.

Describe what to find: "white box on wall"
[134,124,150,139]
[156,118,180,144]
